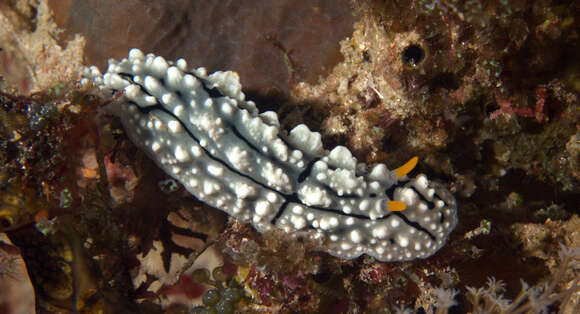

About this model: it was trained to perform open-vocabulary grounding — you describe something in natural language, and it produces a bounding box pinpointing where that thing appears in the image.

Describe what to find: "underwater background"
[0,0,578,313]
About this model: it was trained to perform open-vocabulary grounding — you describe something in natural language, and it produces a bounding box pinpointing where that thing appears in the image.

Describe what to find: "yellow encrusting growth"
[388,200,407,211]
[395,156,419,178]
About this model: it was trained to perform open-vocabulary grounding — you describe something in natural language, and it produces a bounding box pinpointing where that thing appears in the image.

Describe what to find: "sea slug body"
[82,49,458,262]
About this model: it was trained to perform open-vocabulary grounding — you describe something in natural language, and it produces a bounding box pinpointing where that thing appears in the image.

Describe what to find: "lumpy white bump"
[167,120,182,133]
[174,145,190,162]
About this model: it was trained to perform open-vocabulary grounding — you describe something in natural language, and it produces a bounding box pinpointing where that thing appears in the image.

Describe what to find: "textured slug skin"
[82,49,458,261]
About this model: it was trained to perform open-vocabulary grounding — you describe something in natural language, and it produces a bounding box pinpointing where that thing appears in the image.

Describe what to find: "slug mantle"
[82,49,458,262]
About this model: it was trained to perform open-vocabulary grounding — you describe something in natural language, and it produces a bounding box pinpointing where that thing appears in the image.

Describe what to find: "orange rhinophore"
[387,200,407,211]
[395,156,419,178]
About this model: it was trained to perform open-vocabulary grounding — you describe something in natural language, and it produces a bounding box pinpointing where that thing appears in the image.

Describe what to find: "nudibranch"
[82,49,457,262]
